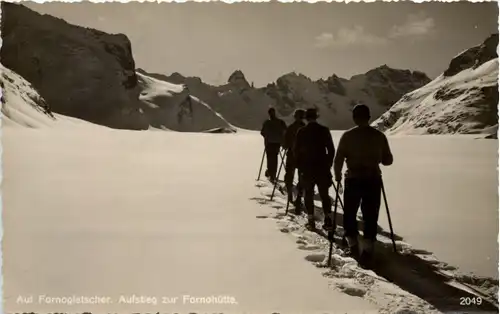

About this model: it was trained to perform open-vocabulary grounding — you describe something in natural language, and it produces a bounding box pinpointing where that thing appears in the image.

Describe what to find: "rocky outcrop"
[0,2,148,130]
[372,34,498,135]
[362,65,432,108]
[444,34,499,77]
[317,74,347,96]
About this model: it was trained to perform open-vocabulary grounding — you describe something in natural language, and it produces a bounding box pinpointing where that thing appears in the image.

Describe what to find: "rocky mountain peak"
[317,74,347,96]
[228,70,250,88]
[444,33,498,77]
[366,64,428,83]
[169,72,186,82]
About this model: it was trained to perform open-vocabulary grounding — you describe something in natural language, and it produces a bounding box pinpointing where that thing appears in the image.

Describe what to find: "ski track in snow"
[252,180,499,314]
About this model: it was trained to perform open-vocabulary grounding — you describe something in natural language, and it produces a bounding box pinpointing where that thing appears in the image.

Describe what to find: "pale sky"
[24,1,498,87]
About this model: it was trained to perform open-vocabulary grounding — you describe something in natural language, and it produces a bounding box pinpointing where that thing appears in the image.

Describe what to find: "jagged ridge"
[138,65,430,131]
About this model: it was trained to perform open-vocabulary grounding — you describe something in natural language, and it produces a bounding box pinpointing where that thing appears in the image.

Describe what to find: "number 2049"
[460,296,482,306]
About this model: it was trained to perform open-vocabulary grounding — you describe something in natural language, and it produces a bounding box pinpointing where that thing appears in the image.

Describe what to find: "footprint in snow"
[336,283,367,297]
[305,253,326,263]
[419,256,440,265]
[292,233,309,241]
[298,244,321,251]
[440,264,457,271]
[409,248,433,255]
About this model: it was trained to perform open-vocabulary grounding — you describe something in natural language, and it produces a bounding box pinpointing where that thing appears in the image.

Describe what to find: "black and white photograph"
[1,0,499,313]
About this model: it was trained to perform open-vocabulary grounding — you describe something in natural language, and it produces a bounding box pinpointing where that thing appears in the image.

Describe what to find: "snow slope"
[0,64,112,130]
[0,64,55,128]
[373,34,499,136]
[3,123,498,313]
[137,71,236,133]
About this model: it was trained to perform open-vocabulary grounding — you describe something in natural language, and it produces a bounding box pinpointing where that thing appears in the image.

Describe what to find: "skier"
[333,104,394,262]
[260,107,287,182]
[294,108,336,231]
[283,109,306,214]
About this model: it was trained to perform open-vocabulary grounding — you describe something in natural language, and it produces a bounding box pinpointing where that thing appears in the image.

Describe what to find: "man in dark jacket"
[260,107,287,182]
[294,108,335,231]
[283,109,306,213]
[334,104,393,261]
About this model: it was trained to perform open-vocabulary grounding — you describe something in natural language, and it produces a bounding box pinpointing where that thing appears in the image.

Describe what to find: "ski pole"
[381,177,397,253]
[256,148,265,181]
[279,148,286,161]
[332,181,347,246]
[285,161,291,215]
[332,182,345,211]
[328,181,340,267]
[270,148,288,201]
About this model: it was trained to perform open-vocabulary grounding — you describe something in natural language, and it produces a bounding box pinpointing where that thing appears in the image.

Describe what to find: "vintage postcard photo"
[1,1,498,313]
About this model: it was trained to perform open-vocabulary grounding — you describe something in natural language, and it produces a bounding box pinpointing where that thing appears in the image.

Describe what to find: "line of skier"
[260,105,393,261]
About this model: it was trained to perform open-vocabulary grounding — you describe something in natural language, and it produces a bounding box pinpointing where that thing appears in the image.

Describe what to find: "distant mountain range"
[137,64,430,131]
[1,2,497,137]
